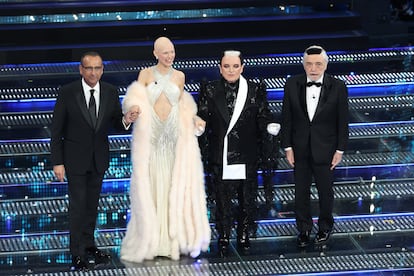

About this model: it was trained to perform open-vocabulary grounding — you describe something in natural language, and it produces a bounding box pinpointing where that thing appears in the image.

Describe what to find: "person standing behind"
[197,50,280,255]
[281,45,349,248]
[50,51,138,271]
[120,36,210,263]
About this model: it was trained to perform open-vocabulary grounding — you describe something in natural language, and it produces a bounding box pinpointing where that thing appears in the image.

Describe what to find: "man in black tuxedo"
[50,51,138,271]
[197,50,279,254]
[281,45,349,248]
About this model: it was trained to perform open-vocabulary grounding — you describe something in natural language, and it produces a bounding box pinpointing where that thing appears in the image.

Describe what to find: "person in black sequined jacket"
[197,50,280,254]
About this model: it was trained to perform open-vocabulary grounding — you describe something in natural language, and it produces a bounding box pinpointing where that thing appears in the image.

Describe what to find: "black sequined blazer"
[197,77,274,171]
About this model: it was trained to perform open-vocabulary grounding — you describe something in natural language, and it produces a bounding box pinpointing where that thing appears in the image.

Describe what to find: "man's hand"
[53,165,65,182]
[124,105,141,124]
[330,151,343,170]
[285,149,295,168]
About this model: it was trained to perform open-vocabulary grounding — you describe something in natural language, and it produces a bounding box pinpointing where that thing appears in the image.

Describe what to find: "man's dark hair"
[80,51,102,64]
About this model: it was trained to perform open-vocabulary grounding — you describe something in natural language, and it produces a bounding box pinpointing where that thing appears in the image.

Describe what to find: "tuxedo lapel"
[95,87,107,130]
[228,75,248,133]
[298,78,308,118]
[314,74,331,119]
[75,83,94,128]
[213,82,231,123]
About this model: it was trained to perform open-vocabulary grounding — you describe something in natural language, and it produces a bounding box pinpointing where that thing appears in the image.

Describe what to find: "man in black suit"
[197,50,279,254]
[50,51,138,271]
[281,45,349,248]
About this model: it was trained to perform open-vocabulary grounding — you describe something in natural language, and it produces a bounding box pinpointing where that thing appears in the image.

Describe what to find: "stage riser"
[0,2,366,64]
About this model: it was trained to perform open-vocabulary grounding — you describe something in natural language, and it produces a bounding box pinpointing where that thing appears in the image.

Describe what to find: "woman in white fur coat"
[120,37,211,263]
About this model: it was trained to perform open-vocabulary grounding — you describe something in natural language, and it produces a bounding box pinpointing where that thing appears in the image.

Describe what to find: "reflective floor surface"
[1,180,414,275]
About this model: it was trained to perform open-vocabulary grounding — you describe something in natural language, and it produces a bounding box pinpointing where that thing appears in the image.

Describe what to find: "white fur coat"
[120,81,211,263]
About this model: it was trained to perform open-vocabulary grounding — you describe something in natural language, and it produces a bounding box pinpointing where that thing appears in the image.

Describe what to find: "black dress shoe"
[314,230,331,244]
[85,246,111,264]
[297,231,310,248]
[237,230,250,249]
[218,236,230,256]
[70,256,88,271]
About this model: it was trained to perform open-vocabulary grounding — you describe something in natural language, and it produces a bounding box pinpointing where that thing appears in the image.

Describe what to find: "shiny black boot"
[237,223,250,249]
[218,231,230,256]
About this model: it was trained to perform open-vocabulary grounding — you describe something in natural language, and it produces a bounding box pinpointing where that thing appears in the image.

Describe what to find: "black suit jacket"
[197,78,273,168]
[281,73,349,165]
[50,80,125,175]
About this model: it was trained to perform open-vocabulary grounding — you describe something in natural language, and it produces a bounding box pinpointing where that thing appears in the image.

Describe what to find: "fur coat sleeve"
[120,81,211,263]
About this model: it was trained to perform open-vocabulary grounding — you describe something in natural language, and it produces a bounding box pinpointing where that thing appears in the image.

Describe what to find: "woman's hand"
[124,105,141,124]
[193,116,206,136]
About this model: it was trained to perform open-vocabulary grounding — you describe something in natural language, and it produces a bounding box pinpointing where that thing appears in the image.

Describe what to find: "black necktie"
[88,89,97,127]
[306,81,322,87]
[224,81,238,115]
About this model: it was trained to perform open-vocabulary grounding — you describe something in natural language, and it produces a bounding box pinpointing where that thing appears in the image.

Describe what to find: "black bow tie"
[306,81,322,87]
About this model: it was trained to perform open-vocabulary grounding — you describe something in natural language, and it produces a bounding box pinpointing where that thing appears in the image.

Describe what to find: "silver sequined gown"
[147,67,179,256]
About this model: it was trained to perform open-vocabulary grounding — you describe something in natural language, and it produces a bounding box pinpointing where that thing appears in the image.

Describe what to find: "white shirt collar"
[81,79,100,93]
[306,75,324,84]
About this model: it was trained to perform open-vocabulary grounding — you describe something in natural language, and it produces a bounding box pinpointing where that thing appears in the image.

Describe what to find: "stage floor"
[1,182,414,275]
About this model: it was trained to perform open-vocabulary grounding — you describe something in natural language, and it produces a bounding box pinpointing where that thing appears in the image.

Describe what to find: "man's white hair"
[224,50,241,57]
[303,45,329,64]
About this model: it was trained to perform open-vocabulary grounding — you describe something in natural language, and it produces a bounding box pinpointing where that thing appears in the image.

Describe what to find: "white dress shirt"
[306,76,323,121]
[82,79,100,115]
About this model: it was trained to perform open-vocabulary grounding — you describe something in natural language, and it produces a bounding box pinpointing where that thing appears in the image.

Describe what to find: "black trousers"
[211,164,258,236]
[294,158,334,233]
[67,166,104,257]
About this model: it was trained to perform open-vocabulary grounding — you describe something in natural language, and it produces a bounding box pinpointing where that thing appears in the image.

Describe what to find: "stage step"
[0,1,367,63]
